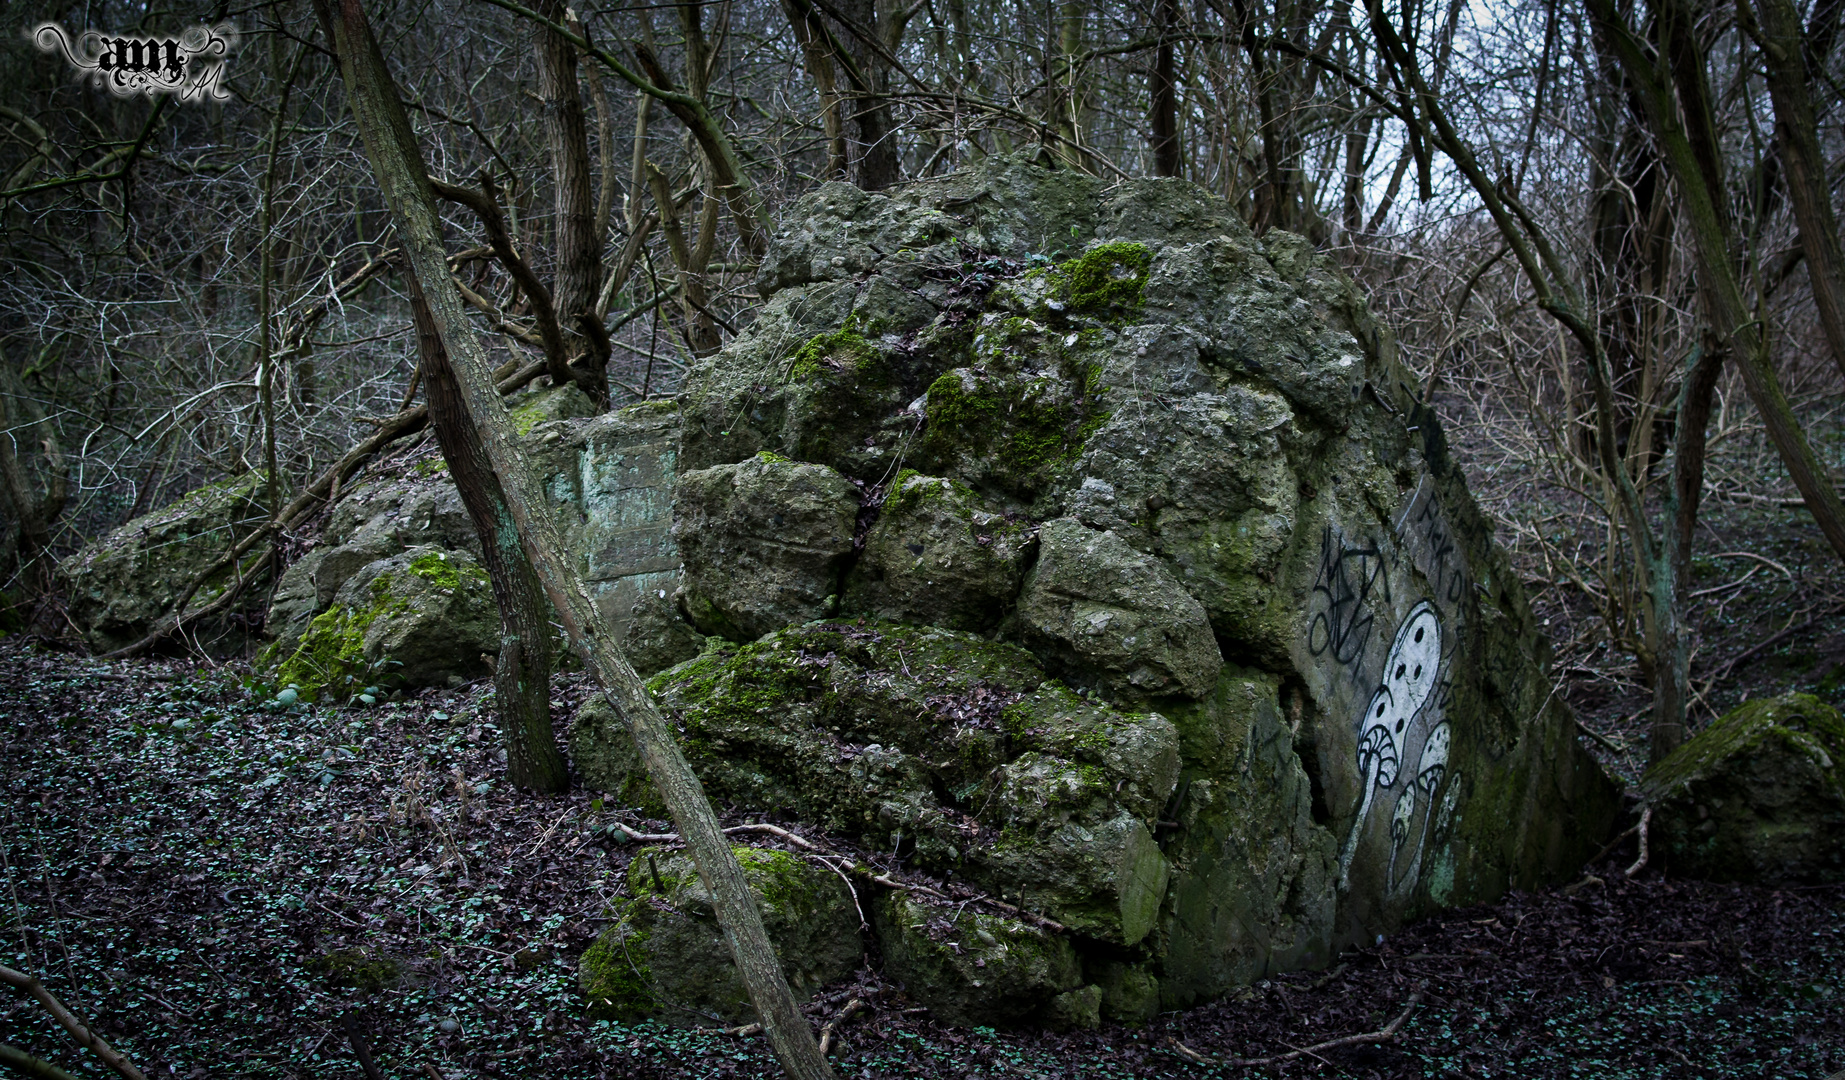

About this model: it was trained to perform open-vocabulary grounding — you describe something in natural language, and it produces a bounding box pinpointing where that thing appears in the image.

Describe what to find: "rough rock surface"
[673,453,859,639]
[644,623,1180,947]
[577,845,862,1025]
[1640,693,1845,885]
[57,470,269,653]
[595,158,1619,1019]
[843,472,1033,631]
[260,400,690,692]
[267,468,479,645]
[873,889,1088,1028]
[266,546,499,699]
[1017,517,1222,699]
[569,693,662,810]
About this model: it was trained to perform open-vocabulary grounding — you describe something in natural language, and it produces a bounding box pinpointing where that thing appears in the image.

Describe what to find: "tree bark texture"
[1150,0,1181,175]
[409,291,568,793]
[532,0,609,404]
[315,2,834,1075]
[1743,0,1845,384]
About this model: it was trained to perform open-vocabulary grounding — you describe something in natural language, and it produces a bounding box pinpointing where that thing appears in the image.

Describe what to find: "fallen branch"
[1584,818,1643,868]
[611,822,821,850]
[101,359,546,660]
[1168,989,1424,1068]
[1624,806,1653,878]
[818,998,866,1055]
[1575,718,1630,756]
[1705,600,1845,685]
[341,1012,385,1080]
[0,1043,83,1080]
[0,965,147,1080]
[607,824,1065,931]
[864,872,1068,934]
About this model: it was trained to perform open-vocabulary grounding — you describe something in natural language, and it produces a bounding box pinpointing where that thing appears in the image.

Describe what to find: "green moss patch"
[919,366,1106,496]
[578,908,656,1019]
[308,948,400,993]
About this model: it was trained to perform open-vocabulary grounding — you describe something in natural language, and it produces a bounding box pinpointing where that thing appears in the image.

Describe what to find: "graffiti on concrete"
[1337,601,1443,888]
[1311,479,1473,897]
[1307,527,1394,685]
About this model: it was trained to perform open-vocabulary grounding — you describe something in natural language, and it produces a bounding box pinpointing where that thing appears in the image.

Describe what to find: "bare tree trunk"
[783,0,851,179]
[315,2,833,1074]
[648,164,724,356]
[533,0,609,404]
[837,0,903,190]
[1150,0,1181,176]
[1589,0,1845,570]
[1742,0,1845,384]
[408,293,568,793]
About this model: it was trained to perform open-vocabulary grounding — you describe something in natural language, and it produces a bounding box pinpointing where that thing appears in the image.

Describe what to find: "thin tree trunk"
[314,2,833,1074]
[533,0,608,404]
[409,292,567,793]
[1742,0,1845,384]
[648,164,723,356]
[783,0,851,179]
[837,0,903,189]
[258,42,306,579]
[1150,0,1181,176]
[1651,337,1725,759]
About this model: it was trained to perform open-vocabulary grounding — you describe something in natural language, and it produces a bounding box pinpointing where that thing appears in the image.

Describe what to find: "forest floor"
[6,376,1845,1079]
[1,640,1841,1080]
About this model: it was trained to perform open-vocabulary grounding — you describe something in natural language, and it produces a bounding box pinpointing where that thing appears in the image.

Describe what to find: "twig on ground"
[608,822,822,849]
[1168,989,1425,1067]
[1575,718,1630,755]
[1624,806,1653,878]
[341,1012,385,1080]
[0,964,147,1080]
[818,998,866,1055]
[525,804,577,855]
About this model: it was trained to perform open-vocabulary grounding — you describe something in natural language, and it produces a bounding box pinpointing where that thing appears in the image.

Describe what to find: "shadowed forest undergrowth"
[1,641,1839,1079]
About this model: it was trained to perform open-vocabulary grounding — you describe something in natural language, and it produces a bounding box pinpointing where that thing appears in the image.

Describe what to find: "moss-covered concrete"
[1640,694,1845,884]
[577,844,862,1024]
[263,546,497,701]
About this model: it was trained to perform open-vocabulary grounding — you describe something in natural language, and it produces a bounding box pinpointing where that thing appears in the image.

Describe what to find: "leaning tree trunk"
[315,1,833,1075]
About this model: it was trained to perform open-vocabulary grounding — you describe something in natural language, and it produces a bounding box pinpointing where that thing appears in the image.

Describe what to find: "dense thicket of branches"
[0,0,1840,762]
